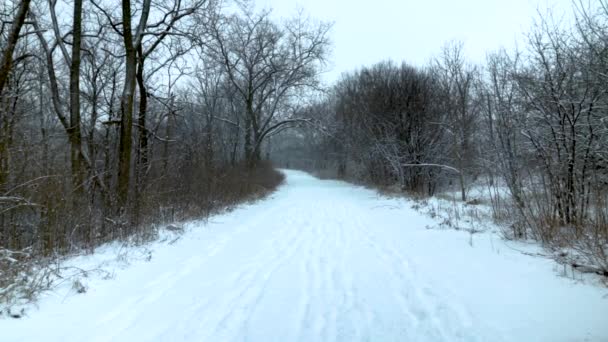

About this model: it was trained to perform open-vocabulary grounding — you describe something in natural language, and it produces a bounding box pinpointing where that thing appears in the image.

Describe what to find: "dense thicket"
[274,3,608,272]
[0,0,328,264]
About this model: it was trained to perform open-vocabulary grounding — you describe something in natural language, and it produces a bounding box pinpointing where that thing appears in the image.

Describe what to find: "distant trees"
[201,8,330,165]
[295,61,450,194]
[432,42,480,201]
[479,50,526,214]
[279,2,608,272]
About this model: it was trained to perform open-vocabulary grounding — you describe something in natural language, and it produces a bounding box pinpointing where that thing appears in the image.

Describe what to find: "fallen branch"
[571,263,608,277]
[400,163,461,174]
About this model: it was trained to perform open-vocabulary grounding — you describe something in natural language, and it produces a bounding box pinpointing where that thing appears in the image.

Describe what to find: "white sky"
[257,0,574,83]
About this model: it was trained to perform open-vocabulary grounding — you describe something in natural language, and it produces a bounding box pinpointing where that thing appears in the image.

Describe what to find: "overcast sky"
[257,0,574,83]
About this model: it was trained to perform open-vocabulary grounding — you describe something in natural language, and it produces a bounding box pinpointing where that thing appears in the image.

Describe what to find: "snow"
[1,170,607,341]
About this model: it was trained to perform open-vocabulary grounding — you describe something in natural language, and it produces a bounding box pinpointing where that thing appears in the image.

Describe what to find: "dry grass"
[0,162,285,313]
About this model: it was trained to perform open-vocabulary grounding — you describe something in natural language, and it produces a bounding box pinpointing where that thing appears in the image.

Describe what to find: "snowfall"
[1,170,607,341]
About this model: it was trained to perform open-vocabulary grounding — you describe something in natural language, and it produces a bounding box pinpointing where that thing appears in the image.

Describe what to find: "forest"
[1,0,607,309]
[274,4,608,275]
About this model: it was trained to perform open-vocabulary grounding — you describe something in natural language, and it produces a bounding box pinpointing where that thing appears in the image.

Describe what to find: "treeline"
[0,0,329,260]
[277,4,608,271]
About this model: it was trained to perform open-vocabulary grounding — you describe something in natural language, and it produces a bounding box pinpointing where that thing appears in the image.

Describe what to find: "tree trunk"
[0,0,32,192]
[69,0,85,195]
[117,57,136,211]
[459,171,466,202]
[0,98,16,192]
[204,110,214,171]
[133,48,148,223]
[88,86,98,171]
[162,96,175,177]
[244,116,253,164]
[0,0,32,96]
[136,47,149,177]
[116,0,139,212]
[230,116,240,166]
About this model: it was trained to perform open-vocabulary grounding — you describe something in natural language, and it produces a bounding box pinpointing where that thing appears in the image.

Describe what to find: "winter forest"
[1,0,608,339]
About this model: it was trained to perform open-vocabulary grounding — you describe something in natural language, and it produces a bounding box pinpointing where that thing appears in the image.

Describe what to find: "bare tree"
[433,41,480,201]
[69,0,84,195]
[202,6,330,165]
[0,0,32,96]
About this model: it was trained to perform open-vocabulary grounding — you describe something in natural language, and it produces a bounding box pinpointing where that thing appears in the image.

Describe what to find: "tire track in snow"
[198,207,309,341]
[94,200,300,341]
[331,206,362,341]
[296,201,371,342]
[353,206,500,342]
[310,206,330,341]
[321,205,339,342]
[295,213,317,342]
[295,200,339,342]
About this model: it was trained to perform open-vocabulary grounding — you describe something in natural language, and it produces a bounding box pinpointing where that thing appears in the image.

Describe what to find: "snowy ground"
[1,170,607,341]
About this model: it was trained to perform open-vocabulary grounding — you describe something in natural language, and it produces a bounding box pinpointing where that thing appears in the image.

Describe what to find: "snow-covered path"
[3,170,608,341]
